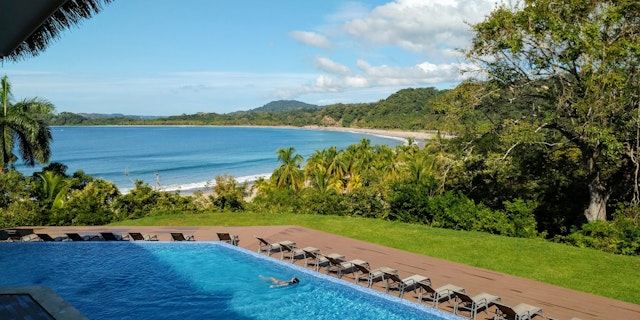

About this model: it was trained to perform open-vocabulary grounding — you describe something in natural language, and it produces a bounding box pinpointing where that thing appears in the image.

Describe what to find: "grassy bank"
[110,212,640,304]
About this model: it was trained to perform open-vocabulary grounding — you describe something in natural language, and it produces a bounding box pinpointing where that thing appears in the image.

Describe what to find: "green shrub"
[209,174,246,211]
[63,179,120,225]
[502,199,538,238]
[300,189,345,215]
[560,204,640,255]
[388,181,434,223]
[114,180,199,219]
[343,188,388,219]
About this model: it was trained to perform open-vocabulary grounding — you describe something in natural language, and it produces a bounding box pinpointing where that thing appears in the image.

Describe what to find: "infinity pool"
[0,242,461,319]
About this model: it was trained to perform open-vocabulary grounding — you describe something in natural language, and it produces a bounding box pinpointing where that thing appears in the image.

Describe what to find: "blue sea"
[14,126,403,193]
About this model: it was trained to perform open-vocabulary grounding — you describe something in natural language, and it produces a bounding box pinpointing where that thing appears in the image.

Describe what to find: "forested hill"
[250,100,321,112]
[45,87,448,130]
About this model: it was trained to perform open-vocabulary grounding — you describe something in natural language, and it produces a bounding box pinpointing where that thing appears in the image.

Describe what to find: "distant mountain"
[78,113,162,120]
[250,100,322,112]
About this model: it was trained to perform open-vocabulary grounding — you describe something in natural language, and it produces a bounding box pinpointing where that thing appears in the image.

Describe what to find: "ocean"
[14,126,403,193]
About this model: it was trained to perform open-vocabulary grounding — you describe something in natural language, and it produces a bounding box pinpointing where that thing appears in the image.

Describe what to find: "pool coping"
[0,286,89,320]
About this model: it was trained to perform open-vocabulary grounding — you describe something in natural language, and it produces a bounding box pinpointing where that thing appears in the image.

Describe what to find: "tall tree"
[272,147,304,190]
[0,75,54,173]
[453,0,640,222]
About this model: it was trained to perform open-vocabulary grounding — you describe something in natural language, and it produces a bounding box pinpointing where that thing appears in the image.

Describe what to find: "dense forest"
[3,1,640,256]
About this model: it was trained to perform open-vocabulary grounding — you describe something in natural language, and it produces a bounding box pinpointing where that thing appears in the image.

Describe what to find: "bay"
[15,126,403,193]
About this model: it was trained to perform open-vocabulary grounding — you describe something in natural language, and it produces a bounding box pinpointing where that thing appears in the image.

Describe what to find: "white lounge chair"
[419,283,466,308]
[453,291,501,320]
[384,273,431,298]
[128,232,158,241]
[325,256,368,279]
[493,302,544,320]
[353,264,397,288]
[254,236,295,256]
[217,232,239,245]
[170,232,195,241]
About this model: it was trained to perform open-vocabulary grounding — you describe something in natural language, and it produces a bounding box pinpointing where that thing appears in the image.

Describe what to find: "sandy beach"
[302,125,445,141]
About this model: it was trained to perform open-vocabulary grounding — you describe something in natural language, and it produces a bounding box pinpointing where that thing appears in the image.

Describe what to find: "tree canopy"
[444,0,640,222]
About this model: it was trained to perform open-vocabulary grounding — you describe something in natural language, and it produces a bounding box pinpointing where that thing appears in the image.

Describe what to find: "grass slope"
[110,212,640,304]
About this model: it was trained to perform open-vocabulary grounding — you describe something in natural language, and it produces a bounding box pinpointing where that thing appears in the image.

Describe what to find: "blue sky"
[1,0,496,116]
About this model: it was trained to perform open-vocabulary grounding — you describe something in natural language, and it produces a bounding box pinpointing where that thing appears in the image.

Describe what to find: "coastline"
[301,125,441,141]
[45,125,435,196]
[53,124,443,142]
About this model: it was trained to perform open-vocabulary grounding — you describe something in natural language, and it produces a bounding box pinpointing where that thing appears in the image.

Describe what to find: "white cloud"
[342,0,495,56]
[277,0,495,102]
[313,57,353,76]
[289,31,332,49]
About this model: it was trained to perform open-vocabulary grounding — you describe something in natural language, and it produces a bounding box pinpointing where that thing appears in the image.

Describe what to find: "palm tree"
[38,170,69,210]
[272,147,304,191]
[0,75,54,173]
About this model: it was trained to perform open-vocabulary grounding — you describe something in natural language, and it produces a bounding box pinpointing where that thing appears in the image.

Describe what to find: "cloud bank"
[281,0,496,99]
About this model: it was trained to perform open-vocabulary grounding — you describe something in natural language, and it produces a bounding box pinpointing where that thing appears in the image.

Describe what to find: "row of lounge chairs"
[2,228,240,243]
[1,228,166,242]
[254,235,545,320]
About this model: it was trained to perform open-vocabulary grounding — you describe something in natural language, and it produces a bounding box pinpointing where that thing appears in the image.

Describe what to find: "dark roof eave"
[0,0,113,62]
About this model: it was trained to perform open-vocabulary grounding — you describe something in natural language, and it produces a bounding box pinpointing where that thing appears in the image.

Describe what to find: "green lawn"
[110,212,640,304]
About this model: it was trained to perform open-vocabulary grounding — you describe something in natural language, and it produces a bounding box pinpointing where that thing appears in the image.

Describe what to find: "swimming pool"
[0,242,462,319]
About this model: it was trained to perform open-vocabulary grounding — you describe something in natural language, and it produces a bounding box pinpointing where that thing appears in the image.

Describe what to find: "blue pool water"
[0,242,460,320]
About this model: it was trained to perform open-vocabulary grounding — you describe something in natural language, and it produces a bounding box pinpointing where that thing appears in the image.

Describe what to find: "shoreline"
[53,124,444,142]
[301,125,442,141]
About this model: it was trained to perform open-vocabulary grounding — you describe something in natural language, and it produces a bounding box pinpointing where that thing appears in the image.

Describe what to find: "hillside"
[250,100,322,112]
[45,87,449,130]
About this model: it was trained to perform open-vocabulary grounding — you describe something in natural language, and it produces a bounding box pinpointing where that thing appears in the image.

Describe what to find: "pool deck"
[14,225,640,320]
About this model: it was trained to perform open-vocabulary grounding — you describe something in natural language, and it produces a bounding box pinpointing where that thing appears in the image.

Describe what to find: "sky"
[1,0,498,116]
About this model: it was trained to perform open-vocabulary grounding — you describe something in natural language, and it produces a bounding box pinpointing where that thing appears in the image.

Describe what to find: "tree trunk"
[585,180,609,222]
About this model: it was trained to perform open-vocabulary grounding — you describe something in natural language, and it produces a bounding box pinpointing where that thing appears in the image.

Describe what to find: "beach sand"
[302,125,446,141]
[228,124,447,142]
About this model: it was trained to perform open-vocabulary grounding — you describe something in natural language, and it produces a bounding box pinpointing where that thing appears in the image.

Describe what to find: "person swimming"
[260,275,300,288]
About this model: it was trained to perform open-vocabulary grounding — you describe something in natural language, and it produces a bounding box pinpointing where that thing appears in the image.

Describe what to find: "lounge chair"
[0,230,12,241]
[36,233,67,242]
[7,228,35,241]
[354,264,397,288]
[303,249,331,271]
[493,302,544,320]
[453,291,501,320]
[128,232,158,241]
[325,255,368,279]
[278,242,317,263]
[65,232,97,241]
[255,236,295,256]
[419,283,466,308]
[384,273,431,298]
[171,232,195,241]
[217,232,239,246]
[100,232,125,241]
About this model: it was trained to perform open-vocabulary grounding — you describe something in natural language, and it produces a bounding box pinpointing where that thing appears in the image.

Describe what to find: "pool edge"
[0,286,89,320]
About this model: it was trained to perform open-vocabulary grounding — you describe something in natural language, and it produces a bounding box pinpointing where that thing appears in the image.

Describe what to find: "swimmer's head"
[291,277,300,284]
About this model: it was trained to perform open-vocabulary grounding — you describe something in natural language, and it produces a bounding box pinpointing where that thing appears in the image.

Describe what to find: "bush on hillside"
[561,203,640,255]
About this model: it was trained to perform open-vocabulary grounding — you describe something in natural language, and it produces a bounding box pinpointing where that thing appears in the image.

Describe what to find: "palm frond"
[3,0,114,61]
